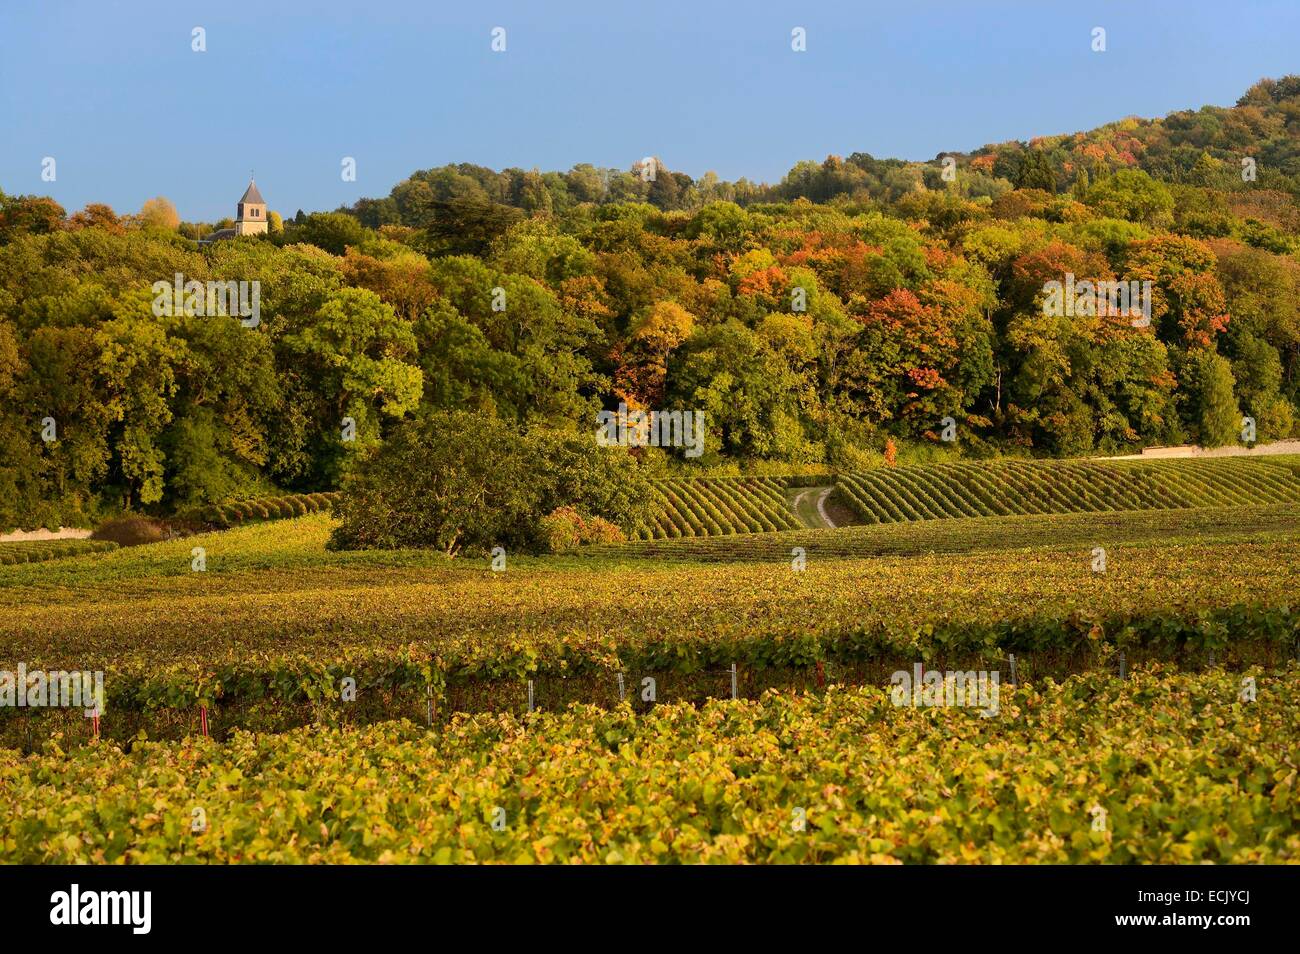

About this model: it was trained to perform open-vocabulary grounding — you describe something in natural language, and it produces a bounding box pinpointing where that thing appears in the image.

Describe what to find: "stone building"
[234,180,268,236]
[199,180,269,245]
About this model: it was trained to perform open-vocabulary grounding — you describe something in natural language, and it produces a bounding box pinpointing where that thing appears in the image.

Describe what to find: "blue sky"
[2,0,1298,221]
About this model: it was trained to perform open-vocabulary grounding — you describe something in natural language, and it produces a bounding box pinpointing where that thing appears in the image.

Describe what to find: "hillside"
[962,76,1300,199]
[342,77,1300,226]
[4,79,1300,536]
[836,456,1300,524]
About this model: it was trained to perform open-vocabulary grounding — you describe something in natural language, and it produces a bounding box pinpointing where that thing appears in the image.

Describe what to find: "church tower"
[234,180,268,236]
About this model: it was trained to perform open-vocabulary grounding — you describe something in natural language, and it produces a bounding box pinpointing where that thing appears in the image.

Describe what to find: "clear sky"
[2,0,1298,221]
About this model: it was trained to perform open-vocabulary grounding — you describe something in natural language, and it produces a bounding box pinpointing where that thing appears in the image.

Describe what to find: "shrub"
[582,515,625,545]
[537,508,584,553]
[91,516,168,547]
[538,507,628,553]
[329,410,653,555]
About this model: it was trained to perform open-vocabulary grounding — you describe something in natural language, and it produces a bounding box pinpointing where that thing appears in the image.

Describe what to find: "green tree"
[96,305,186,506]
[1182,349,1242,447]
[1231,333,1294,440]
[421,199,523,257]
[329,410,652,554]
[1083,170,1174,227]
[1015,151,1057,192]
[282,287,423,478]
[162,310,283,507]
[293,212,367,254]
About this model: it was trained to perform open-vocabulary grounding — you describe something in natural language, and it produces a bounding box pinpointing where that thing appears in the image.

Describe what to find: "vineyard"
[2,507,1298,742]
[836,457,1300,524]
[2,474,1299,866]
[637,458,1300,543]
[639,477,802,538]
[584,504,1300,563]
[2,669,1295,863]
[8,10,1300,879]
[201,492,341,528]
[0,539,117,566]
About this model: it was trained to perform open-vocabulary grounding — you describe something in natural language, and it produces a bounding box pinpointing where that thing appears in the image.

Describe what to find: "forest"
[2,76,1299,530]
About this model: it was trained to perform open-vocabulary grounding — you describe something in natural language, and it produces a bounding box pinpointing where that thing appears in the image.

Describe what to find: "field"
[3,455,1298,863]
[640,477,802,538]
[199,491,341,528]
[835,456,1300,524]
[1,498,1298,745]
[2,669,1295,863]
[9,11,1300,886]
[634,457,1300,541]
[0,539,117,565]
[584,503,1300,561]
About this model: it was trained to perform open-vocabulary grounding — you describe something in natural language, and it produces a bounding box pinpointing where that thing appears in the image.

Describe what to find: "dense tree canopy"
[3,77,1300,530]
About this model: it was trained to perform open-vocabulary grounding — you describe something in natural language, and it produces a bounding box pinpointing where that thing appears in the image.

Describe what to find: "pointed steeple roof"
[239,180,265,205]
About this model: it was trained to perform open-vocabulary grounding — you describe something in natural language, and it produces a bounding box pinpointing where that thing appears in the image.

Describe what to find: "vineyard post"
[617,672,625,702]
[527,680,535,713]
[1008,654,1017,687]
[730,663,737,700]
[426,683,432,727]
[1119,651,1127,680]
